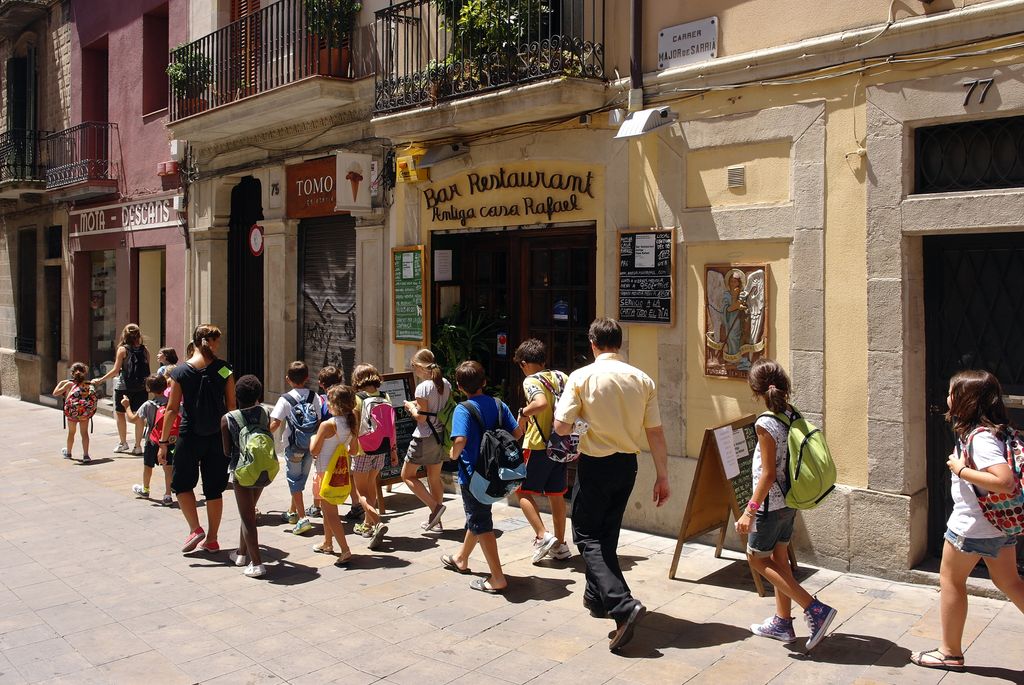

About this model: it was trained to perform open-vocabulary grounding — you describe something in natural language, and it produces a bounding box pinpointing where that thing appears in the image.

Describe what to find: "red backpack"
[63,382,97,421]
[148,402,181,445]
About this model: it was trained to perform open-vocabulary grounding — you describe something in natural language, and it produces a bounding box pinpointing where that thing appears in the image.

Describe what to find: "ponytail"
[192,323,222,362]
[70,362,88,384]
[411,348,444,393]
[748,358,791,414]
[328,384,358,435]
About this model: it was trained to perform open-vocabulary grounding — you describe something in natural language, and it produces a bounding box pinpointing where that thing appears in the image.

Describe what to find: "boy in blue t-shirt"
[441,360,522,594]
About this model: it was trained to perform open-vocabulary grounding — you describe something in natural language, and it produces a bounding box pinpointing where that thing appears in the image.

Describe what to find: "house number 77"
[963,79,994,106]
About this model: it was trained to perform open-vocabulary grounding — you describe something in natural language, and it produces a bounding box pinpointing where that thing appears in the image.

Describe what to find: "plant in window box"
[167,43,213,115]
[305,0,361,78]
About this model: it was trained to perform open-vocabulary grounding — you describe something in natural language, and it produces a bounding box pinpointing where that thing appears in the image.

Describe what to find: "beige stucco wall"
[644,0,991,70]
[685,142,791,209]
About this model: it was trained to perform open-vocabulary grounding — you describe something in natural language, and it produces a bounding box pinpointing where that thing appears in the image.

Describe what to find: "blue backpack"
[284,389,320,450]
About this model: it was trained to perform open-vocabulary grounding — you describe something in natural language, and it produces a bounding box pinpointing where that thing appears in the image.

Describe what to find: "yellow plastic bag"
[319,443,352,505]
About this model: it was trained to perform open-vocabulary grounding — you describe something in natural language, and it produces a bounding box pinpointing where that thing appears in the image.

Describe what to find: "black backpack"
[122,346,150,392]
[463,399,527,504]
[190,360,229,436]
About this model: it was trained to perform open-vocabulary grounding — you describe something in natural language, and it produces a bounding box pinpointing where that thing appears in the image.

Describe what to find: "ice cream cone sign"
[334,151,373,212]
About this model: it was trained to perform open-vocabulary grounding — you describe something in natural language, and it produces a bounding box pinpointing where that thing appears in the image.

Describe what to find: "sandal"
[441,554,470,574]
[910,649,964,671]
[334,549,352,566]
[470,577,506,594]
[312,544,336,555]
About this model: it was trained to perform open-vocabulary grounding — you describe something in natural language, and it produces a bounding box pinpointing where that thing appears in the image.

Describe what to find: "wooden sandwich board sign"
[668,415,796,596]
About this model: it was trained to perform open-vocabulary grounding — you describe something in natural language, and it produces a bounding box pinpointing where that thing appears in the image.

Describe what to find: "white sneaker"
[243,563,266,578]
[114,443,131,453]
[548,542,572,560]
[229,551,249,567]
[532,532,558,563]
[131,445,144,456]
[131,484,150,498]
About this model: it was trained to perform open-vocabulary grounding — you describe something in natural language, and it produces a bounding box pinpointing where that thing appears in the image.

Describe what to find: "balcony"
[0,129,49,200]
[167,0,371,144]
[45,122,120,202]
[0,0,48,40]
[372,0,607,141]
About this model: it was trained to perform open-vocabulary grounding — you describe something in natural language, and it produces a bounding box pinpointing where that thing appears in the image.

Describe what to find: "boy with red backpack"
[53,362,97,462]
[124,374,176,505]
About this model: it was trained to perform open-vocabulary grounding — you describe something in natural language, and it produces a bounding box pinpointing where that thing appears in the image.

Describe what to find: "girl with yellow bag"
[310,384,359,566]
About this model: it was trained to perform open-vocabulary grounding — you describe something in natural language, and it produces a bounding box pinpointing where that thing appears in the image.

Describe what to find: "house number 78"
[963,79,994,106]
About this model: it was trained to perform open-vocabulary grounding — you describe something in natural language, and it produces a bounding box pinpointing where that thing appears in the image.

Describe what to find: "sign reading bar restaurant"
[70,195,182,236]
[286,156,349,219]
[422,164,598,229]
[658,17,717,70]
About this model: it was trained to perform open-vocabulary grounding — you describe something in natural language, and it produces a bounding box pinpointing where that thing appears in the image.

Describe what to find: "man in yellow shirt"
[553,318,670,652]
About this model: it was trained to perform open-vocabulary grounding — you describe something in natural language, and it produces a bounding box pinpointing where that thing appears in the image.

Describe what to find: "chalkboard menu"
[668,415,796,597]
[618,229,674,324]
[377,371,417,484]
[392,246,426,343]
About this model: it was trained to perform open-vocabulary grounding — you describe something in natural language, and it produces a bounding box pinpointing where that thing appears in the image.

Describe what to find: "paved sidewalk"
[1,397,1021,685]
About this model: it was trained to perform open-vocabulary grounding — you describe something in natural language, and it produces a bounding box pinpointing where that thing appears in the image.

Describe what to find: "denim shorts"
[747,507,796,557]
[944,528,1017,559]
[284,447,313,494]
[461,486,493,534]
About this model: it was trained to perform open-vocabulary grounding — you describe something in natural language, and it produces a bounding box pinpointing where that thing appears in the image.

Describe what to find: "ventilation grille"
[727,165,746,188]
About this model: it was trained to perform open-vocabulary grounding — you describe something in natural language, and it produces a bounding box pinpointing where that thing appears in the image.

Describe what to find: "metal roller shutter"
[298,215,358,384]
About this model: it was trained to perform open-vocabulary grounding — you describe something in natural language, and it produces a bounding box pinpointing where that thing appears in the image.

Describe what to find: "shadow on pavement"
[75,457,114,466]
[616,615,750,658]
[794,633,902,664]
[500,575,574,604]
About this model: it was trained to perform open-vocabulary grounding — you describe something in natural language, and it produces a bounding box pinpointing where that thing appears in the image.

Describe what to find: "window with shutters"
[142,4,170,114]
[231,0,261,96]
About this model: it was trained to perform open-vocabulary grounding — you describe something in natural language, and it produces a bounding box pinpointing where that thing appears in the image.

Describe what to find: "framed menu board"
[618,229,674,325]
[392,246,426,344]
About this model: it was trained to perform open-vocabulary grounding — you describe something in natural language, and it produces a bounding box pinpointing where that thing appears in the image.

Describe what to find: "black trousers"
[571,452,638,621]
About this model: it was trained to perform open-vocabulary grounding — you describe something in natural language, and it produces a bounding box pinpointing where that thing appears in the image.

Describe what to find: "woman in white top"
[310,384,359,566]
[402,349,452,532]
[912,370,1024,671]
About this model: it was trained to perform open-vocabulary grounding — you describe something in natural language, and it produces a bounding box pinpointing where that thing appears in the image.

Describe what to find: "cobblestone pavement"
[1,398,1021,684]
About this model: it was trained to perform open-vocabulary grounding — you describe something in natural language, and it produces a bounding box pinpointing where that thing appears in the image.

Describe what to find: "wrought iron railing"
[374,0,606,114]
[0,129,49,184]
[168,0,371,122]
[45,122,118,190]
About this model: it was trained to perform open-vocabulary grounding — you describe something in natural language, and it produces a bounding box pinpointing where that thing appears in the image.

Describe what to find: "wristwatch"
[747,500,760,513]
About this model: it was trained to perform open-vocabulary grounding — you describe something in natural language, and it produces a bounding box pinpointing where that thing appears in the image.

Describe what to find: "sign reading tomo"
[658,17,718,70]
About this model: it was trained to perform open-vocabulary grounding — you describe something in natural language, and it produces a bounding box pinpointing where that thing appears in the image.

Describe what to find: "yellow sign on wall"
[421,162,601,229]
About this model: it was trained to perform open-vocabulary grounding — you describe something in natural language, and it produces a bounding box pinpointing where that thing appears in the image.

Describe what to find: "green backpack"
[422,386,457,452]
[763,408,836,510]
[230,409,280,488]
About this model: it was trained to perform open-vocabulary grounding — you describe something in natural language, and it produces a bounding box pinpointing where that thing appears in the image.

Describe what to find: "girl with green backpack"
[737,358,837,652]
[222,374,278,579]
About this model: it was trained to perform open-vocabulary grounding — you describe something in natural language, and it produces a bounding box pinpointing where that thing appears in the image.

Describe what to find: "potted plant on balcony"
[167,43,213,115]
[305,0,361,78]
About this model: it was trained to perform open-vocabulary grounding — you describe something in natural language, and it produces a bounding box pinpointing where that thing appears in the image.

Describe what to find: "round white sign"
[248,224,264,257]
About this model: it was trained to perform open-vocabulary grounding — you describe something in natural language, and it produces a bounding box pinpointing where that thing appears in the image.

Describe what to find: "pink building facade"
[64,0,189,378]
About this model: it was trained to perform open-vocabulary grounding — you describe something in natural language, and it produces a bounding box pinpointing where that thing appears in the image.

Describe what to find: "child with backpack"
[401,349,452,532]
[352,363,398,550]
[53,362,97,462]
[269,361,322,536]
[310,383,358,566]
[92,323,150,455]
[223,374,279,579]
[911,370,1024,671]
[737,358,836,651]
[513,339,571,563]
[124,374,175,504]
[441,361,523,594]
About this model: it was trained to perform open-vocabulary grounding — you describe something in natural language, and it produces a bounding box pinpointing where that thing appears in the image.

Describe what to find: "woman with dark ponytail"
[737,358,837,651]
[161,324,236,554]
